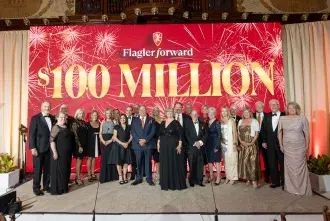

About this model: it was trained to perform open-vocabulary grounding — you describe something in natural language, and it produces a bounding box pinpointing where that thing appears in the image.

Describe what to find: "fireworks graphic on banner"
[27,23,285,172]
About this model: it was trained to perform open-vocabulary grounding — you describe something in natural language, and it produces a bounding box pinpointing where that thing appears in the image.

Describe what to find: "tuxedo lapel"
[39,113,48,128]
[197,122,203,137]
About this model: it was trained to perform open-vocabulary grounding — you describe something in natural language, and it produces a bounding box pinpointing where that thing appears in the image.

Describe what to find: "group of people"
[28,99,312,196]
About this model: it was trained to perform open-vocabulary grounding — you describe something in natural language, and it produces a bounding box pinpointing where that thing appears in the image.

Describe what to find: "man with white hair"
[230,104,241,126]
[184,110,208,187]
[254,101,270,183]
[29,101,55,196]
[260,99,285,189]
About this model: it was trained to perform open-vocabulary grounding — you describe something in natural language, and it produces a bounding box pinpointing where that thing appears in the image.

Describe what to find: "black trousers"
[267,146,284,186]
[260,146,270,182]
[188,151,204,185]
[32,151,50,191]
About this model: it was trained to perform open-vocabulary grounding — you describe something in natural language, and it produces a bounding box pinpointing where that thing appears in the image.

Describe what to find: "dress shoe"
[33,189,44,196]
[198,183,205,187]
[43,187,51,193]
[148,181,155,186]
[269,184,280,188]
[130,176,135,181]
[189,182,195,187]
[131,180,142,186]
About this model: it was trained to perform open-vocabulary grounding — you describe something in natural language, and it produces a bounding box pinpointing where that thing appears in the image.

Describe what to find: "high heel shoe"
[119,175,124,185]
[88,176,94,182]
[123,174,128,184]
[75,177,84,186]
[91,174,98,181]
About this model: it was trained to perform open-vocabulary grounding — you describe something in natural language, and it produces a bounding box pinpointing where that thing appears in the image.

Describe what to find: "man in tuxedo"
[59,104,74,183]
[253,101,270,183]
[126,105,136,180]
[126,106,133,125]
[131,105,156,186]
[260,99,285,189]
[174,102,190,178]
[59,104,74,129]
[185,110,208,187]
[29,101,54,196]
[185,103,193,116]
[133,104,140,117]
[230,104,241,126]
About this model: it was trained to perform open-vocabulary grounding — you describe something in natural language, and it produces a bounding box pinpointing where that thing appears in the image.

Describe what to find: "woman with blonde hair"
[220,106,238,185]
[158,108,187,190]
[205,107,222,185]
[72,108,88,186]
[86,110,101,182]
[237,107,260,189]
[152,107,162,181]
[50,111,74,195]
[99,108,119,183]
[278,102,312,196]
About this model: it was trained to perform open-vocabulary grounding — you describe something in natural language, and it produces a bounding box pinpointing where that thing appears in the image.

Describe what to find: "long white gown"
[221,119,238,181]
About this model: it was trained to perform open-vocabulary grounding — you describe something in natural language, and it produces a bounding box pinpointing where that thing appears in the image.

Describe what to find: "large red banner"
[27,23,285,172]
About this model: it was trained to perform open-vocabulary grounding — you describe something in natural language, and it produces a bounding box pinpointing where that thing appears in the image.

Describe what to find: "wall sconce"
[262,14,270,21]
[43,18,49,25]
[301,14,309,21]
[202,13,208,20]
[62,15,69,23]
[183,11,189,19]
[134,8,142,16]
[168,7,175,16]
[241,13,249,20]
[101,14,108,22]
[23,18,30,26]
[82,15,89,22]
[222,12,228,20]
[151,7,158,15]
[282,14,289,22]
[120,12,127,20]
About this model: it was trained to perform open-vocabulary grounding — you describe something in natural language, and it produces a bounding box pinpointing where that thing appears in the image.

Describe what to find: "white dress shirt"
[175,113,183,126]
[193,120,203,146]
[271,111,281,131]
[127,115,132,125]
[140,115,146,125]
[43,114,52,131]
[256,112,264,126]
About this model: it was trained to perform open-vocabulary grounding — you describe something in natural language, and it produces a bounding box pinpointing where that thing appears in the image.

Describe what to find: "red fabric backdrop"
[27,23,285,172]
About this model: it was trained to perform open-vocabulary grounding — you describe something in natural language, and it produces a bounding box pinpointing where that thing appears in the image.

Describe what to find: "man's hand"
[139,139,147,146]
[53,152,58,160]
[78,147,83,153]
[195,141,201,149]
[262,143,267,149]
[31,148,38,156]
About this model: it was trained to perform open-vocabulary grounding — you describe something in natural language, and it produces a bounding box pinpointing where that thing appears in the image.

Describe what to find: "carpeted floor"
[15,174,330,214]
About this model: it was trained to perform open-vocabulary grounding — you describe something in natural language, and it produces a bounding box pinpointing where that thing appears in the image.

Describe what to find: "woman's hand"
[280,145,284,153]
[78,147,83,153]
[53,152,58,160]
[157,144,160,153]
[176,146,182,154]
[122,142,128,149]
[240,141,246,147]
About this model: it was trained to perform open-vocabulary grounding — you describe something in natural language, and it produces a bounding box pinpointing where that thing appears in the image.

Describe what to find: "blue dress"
[206,120,222,163]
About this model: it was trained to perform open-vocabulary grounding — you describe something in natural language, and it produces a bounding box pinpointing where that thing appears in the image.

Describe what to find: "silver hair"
[286,102,301,115]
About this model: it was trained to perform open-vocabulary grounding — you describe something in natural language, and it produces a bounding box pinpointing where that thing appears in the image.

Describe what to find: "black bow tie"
[194,121,199,124]
[272,113,277,117]
[44,115,49,118]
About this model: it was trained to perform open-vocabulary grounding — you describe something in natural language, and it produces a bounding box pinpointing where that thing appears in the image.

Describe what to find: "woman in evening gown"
[205,107,222,185]
[110,114,133,184]
[99,109,119,183]
[278,102,312,196]
[86,110,101,182]
[237,107,261,189]
[50,111,74,195]
[158,108,187,191]
[152,107,162,182]
[220,106,238,185]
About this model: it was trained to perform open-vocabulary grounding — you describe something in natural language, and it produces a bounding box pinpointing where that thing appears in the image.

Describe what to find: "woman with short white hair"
[205,107,222,185]
[278,102,312,196]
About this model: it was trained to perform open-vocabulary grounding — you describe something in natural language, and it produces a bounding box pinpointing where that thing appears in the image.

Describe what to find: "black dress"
[206,120,222,163]
[152,120,161,163]
[86,122,100,158]
[109,125,134,165]
[72,119,88,159]
[159,120,187,191]
[50,125,74,195]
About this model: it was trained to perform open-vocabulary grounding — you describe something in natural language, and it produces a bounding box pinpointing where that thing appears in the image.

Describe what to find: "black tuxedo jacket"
[232,115,241,127]
[29,113,55,153]
[260,112,285,149]
[253,112,265,144]
[184,119,208,154]
[180,113,191,152]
